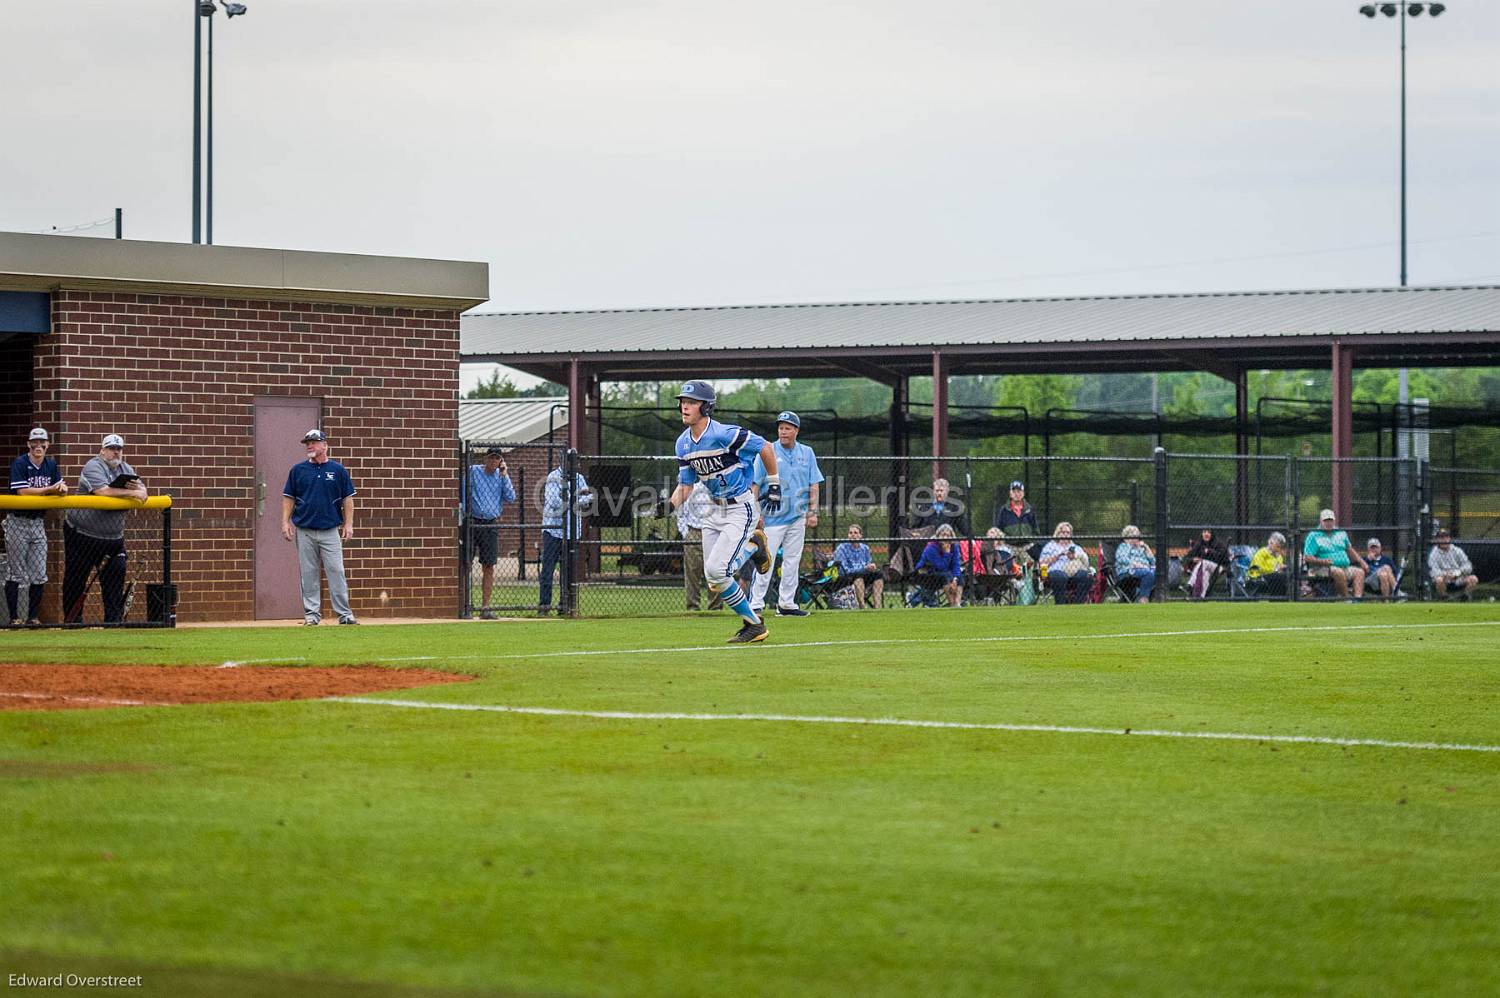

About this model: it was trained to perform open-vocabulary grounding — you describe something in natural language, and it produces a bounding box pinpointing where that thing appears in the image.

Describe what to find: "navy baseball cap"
[675,381,715,404]
[302,429,326,443]
[776,410,800,428]
[1009,480,1025,491]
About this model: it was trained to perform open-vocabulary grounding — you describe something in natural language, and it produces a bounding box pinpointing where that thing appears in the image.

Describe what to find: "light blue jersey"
[676,419,766,500]
[754,440,823,527]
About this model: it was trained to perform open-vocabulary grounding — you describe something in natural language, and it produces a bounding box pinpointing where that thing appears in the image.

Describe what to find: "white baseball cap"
[1319,508,1336,522]
[102,433,125,449]
[28,427,48,442]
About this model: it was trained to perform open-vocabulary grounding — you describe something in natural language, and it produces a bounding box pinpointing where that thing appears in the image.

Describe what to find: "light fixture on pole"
[192,0,249,245]
[1355,0,1446,288]
[1356,0,1446,417]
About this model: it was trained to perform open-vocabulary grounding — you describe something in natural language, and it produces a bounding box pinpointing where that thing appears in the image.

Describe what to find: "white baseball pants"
[700,496,758,590]
[750,518,806,611]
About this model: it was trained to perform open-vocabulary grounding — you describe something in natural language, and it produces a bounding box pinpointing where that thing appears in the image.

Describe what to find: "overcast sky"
[4,1,1497,390]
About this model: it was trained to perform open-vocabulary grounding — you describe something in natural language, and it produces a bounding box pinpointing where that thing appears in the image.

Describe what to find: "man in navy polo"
[281,429,358,625]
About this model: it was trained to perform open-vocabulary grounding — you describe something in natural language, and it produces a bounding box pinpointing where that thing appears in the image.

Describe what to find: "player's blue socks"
[719,582,761,625]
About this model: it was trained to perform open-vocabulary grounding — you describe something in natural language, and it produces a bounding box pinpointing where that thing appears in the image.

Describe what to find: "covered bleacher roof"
[462,284,1500,382]
[459,397,567,444]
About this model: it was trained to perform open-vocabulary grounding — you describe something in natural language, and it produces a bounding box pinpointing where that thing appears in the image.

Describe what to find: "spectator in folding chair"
[1302,509,1368,600]
[1181,529,1230,599]
[955,528,1005,605]
[1112,525,1156,603]
[907,524,963,607]
[885,523,936,582]
[1427,529,1478,600]
[1246,532,1289,597]
[830,523,884,609]
[967,527,1017,604]
[1362,537,1400,601]
[1038,521,1093,605]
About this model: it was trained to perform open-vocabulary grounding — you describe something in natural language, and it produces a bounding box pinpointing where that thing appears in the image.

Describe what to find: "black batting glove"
[763,480,783,515]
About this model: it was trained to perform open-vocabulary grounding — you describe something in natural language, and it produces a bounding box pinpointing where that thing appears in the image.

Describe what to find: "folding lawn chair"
[1227,545,1255,599]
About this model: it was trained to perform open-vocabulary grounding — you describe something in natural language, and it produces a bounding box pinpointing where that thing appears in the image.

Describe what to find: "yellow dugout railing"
[0,495,173,511]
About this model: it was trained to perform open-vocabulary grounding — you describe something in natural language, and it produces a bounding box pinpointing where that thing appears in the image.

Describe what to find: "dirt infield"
[0,664,472,711]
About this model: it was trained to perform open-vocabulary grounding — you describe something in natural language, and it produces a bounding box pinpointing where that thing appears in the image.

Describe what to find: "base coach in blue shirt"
[750,411,823,617]
[282,429,358,625]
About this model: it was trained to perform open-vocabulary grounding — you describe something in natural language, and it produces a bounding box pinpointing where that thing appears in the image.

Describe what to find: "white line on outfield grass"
[366,619,1500,664]
[0,691,168,708]
[332,698,1500,755]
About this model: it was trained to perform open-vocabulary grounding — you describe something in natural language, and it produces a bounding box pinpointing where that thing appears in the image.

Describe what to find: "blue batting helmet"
[676,380,716,416]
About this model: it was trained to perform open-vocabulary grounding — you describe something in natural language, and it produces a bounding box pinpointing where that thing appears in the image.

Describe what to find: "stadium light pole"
[1357,1,1446,415]
[1356,2,1446,290]
[192,0,204,243]
[192,1,248,245]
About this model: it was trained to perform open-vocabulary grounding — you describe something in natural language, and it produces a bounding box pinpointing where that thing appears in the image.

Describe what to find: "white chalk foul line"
[0,691,169,708]
[218,657,308,668]
[333,698,1500,755]
[368,619,1500,664]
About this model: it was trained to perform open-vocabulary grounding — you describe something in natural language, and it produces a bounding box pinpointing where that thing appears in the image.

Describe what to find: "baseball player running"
[665,381,780,644]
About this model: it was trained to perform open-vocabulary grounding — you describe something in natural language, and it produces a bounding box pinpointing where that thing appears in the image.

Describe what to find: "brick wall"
[31,291,461,622]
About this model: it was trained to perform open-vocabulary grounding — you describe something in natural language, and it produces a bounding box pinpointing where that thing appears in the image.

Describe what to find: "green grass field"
[3,602,1499,997]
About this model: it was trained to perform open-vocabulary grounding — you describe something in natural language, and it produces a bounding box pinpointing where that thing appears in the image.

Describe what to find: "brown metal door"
[254,396,321,619]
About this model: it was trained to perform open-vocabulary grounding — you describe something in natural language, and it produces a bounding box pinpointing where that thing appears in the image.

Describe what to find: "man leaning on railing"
[64,433,148,625]
[7,427,67,626]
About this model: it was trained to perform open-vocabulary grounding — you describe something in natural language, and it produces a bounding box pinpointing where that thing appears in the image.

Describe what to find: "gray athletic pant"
[295,527,352,623]
[4,515,48,584]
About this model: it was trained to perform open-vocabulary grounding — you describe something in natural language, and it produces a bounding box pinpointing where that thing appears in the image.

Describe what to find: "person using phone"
[1039,521,1094,604]
[463,446,516,619]
[63,433,148,623]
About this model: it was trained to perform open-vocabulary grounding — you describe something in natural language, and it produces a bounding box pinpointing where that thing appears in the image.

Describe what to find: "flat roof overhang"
[0,231,489,311]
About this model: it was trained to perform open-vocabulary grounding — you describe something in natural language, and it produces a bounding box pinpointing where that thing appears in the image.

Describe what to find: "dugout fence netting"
[1,497,174,628]
[456,445,1498,617]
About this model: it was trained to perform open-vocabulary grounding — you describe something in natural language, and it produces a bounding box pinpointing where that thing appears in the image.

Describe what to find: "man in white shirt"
[1428,529,1479,600]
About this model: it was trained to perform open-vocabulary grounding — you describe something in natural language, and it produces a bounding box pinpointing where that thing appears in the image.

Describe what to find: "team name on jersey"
[680,427,750,480]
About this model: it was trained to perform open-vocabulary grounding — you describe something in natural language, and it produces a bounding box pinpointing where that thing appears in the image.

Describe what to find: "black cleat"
[727,620,769,644]
[749,529,772,574]
[775,606,809,617]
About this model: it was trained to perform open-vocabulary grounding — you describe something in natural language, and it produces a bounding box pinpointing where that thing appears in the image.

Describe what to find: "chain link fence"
[2,500,174,627]
[1429,465,1500,593]
[458,444,1496,617]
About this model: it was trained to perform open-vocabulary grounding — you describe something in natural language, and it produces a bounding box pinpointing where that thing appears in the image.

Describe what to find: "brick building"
[0,232,488,622]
